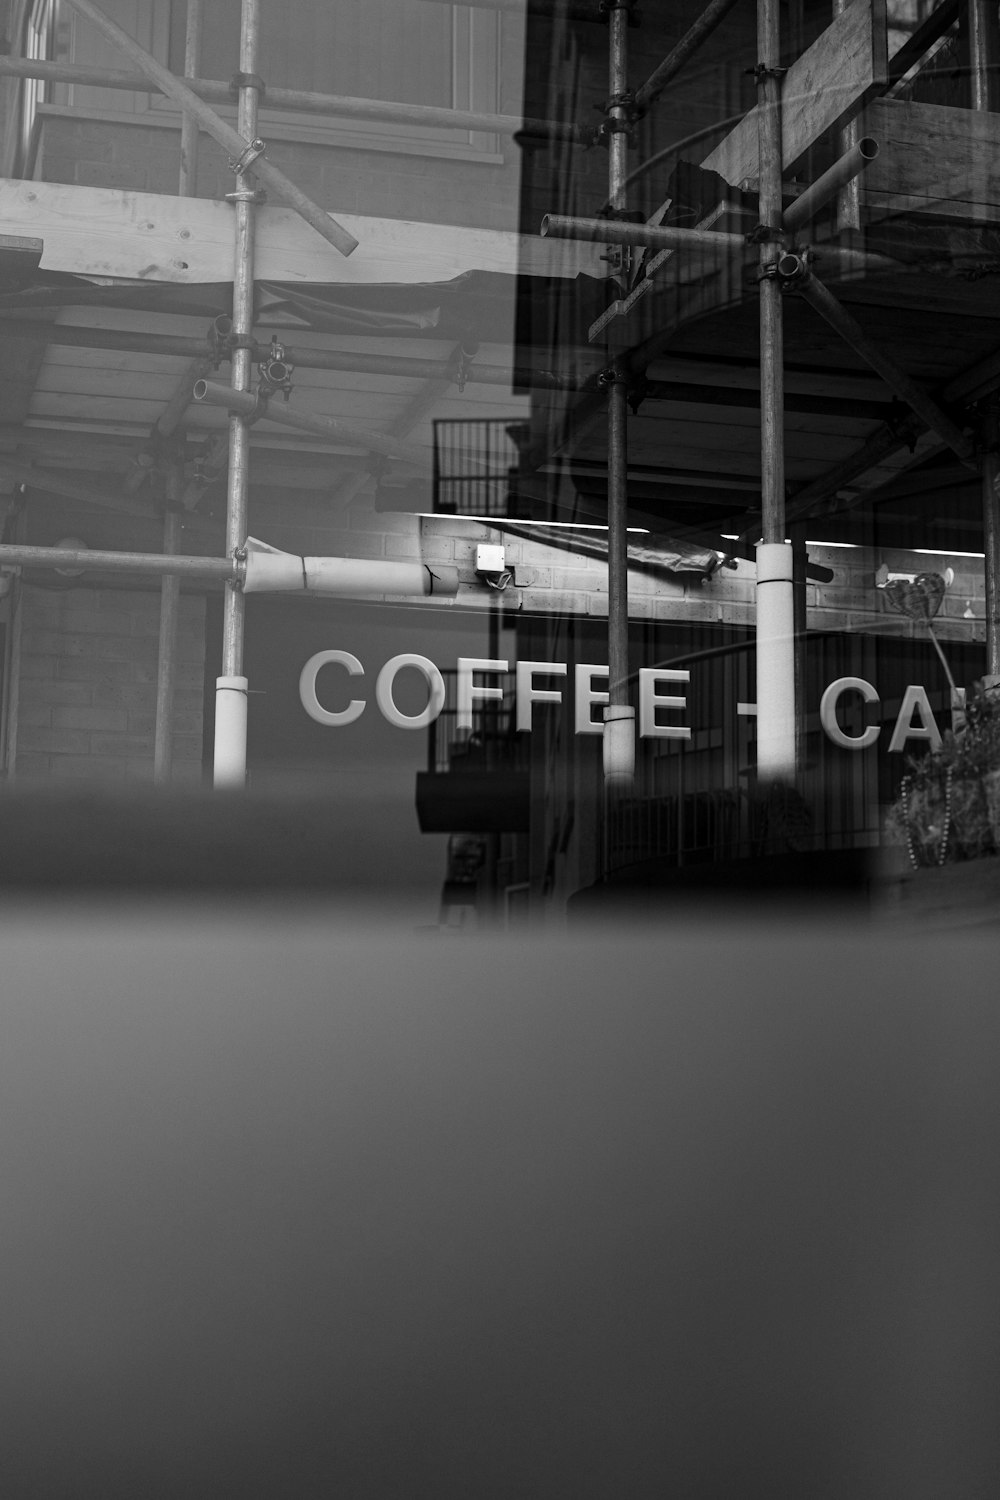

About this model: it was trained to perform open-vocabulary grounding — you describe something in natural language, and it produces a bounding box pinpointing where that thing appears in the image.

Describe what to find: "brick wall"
[13,585,207,783]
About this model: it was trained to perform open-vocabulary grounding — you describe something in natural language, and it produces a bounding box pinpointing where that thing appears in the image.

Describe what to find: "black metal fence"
[432,418,523,519]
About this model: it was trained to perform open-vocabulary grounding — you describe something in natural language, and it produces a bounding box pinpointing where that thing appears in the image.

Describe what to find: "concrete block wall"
[13,585,207,783]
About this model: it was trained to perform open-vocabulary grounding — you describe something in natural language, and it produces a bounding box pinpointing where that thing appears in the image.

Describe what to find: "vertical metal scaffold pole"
[214,0,260,788]
[969,0,1000,681]
[153,0,203,785]
[754,0,796,783]
[603,0,635,792]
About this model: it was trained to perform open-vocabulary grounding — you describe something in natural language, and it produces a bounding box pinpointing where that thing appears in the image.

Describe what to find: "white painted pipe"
[603,704,635,791]
[213,674,248,789]
[241,539,459,598]
[755,542,796,782]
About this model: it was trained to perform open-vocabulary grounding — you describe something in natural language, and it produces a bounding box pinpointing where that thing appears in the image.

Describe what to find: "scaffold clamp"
[745,63,788,81]
[229,72,266,102]
[598,0,641,25]
[228,138,266,176]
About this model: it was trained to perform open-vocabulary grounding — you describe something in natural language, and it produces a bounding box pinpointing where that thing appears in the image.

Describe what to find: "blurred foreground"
[2,880,999,1497]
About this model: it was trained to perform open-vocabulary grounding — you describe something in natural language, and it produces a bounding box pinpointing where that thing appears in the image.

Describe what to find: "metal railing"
[425,669,527,776]
[432,418,524,520]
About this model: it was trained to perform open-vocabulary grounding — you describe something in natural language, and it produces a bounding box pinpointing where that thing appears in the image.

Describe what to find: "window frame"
[45,0,504,165]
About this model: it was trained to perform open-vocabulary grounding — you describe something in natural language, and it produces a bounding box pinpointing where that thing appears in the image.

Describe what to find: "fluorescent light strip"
[418,514,649,534]
[722,536,986,559]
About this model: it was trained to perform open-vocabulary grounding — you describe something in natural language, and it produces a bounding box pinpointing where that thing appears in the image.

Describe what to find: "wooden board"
[702,0,888,185]
[645,356,890,402]
[862,98,1000,223]
[0,178,603,285]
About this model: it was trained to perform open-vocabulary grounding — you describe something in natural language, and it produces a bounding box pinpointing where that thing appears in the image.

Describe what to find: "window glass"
[167,0,457,108]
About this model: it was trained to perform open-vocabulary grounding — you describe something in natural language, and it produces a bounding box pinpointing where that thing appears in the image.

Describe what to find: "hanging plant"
[886,680,1000,867]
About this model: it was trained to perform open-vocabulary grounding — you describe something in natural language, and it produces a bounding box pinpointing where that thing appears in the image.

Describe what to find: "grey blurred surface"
[2,909,999,1497]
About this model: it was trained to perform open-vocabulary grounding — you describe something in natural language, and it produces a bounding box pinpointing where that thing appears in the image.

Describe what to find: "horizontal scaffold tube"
[783,138,879,234]
[541,214,899,273]
[795,271,977,465]
[0,543,237,579]
[415,0,602,23]
[192,380,428,465]
[541,215,748,254]
[242,539,459,597]
[0,317,585,390]
[59,0,358,257]
[0,55,583,144]
[633,0,743,115]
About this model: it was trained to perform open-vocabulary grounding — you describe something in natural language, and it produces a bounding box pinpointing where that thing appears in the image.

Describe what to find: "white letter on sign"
[375,654,446,730]
[888,684,943,754]
[574,665,608,736]
[819,676,880,750]
[515,660,566,732]
[639,668,691,740]
[457,657,508,731]
[300,650,366,726]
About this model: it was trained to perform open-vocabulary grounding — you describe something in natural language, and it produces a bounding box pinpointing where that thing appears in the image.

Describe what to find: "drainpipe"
[214,0,260,790]
[755,0,795,783]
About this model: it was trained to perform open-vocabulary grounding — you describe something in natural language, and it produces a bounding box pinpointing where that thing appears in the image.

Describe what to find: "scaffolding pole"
[0,317,587,391]
[59,0,358,258]
[755,0,795,785]
[602,0,635,792]
[193,380,428,467]
[632,0,741,116]
[0,543,236,578]
[796,272,976,464]
[153,504,183,783]
[0,457,158,517]
[154,0,204,786]
[0,55,583,145]
[213,0,260,789]
[983,409,1000,680]
[970,0,1000,679]
[177,0,203,196]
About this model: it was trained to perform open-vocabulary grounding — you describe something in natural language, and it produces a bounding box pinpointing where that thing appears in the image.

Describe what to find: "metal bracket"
[598,0,641,24]
[745,63,788,81]
[590,117,637,148]
[246,386,271,425]
[745,223,782,246]
[256,337,294,402]
[596,363,632,394]
[227,137,266,176]
[598,88,640,119]
[451,346,476,393]
[229,72,266,101]
[224,185,267,205]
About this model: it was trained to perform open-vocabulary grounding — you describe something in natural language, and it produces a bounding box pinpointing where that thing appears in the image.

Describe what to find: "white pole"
[755,0,795,786]
[213,675,249,789]
[214,0,259,791]
[755,542,796,781]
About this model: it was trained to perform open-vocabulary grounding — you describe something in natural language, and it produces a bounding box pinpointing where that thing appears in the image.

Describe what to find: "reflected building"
[0,0,998,924]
